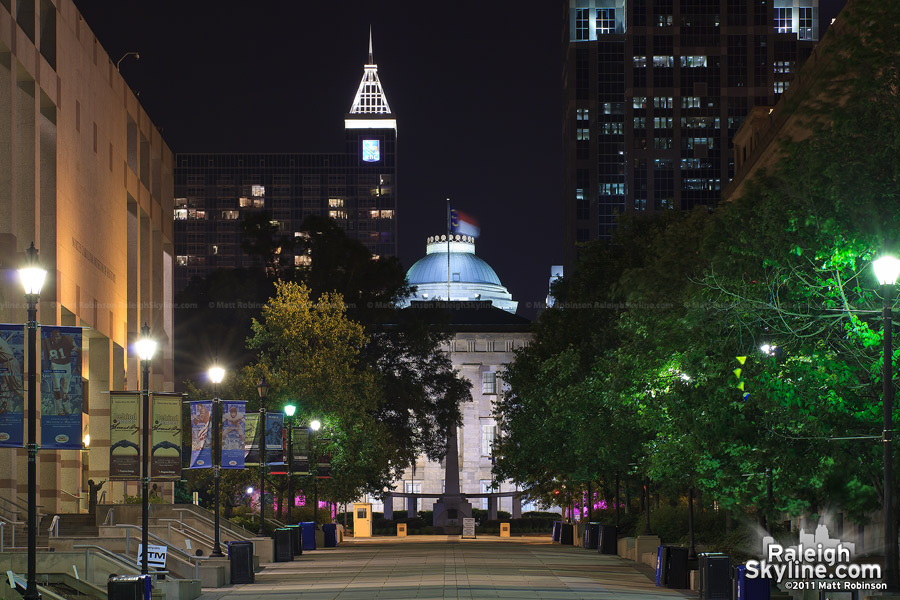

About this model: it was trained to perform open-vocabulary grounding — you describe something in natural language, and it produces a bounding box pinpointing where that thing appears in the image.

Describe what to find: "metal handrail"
[174,507,256,540]
[72,544,170,580]
[114,524,207,579]
[159,519,215,547]
[48,515,59,538]
[102,508,114,526]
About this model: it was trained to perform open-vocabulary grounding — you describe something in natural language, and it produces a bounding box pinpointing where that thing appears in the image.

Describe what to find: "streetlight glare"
[247,487,254,494]
[208,366,225,384]
[310,419,321,431]
[18,242,46,296]
[284,404,297,417]
[874,255,900,286]
[135,326,157,361]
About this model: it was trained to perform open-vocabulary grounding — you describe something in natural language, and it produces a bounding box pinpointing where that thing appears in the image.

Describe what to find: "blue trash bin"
[656,546,666,586]
[735,564,771,600]
[301,521,317,551]
[323,523,338,547]
[551,520,561,542]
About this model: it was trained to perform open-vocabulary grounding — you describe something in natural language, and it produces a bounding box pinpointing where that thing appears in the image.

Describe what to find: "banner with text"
[265,412,284,467]
[189,400,212,468]
[151,393,182,479]
[221,400,246,469]
[0,325,25,447]
[40,326,83,449]
[243,413,259,465]
[110,391,141,479]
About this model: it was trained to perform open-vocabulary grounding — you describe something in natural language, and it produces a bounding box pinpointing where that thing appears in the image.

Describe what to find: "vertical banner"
[265,412,284,466]
[221,401,246,469]
[293,427,310,475]
[243,413,260,465]
[0,325,25,447]
[151,393,182,479]
[41,326,83,449]
[189,400,213,468]
[110,391,141,479]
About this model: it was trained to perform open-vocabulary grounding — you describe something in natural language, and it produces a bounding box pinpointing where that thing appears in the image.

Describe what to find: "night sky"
[72,1,847,320]
[72,1,564,318]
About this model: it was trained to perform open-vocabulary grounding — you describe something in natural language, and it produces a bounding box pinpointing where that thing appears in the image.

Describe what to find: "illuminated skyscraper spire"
[349,27,392,115]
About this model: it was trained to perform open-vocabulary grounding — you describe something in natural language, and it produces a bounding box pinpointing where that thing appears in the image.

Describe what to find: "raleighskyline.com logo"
[745,525,884,592]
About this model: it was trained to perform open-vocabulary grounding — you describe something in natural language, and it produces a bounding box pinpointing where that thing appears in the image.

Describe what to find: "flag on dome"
[450,208,480,238]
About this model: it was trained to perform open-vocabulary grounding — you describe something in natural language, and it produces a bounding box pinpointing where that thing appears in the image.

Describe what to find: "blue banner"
[265,412,284,466]
[0,325,25,447]
[40,326,83,449]
[221,401,246,469]
[189,400,213,468]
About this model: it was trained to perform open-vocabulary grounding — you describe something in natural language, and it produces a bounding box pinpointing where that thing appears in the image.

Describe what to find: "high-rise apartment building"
[563,0,821,269]
[174,37,397,291]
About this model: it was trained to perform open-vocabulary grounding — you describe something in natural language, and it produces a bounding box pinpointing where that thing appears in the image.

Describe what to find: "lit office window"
[575,8,589,40]
[596,8,615,34]
[251,184,265,197]
[798,7,813,39]
[774,7,792,33]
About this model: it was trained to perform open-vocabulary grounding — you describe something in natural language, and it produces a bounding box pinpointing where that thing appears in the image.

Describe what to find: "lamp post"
[208,366,225,557]
[874,255,900,591]
[256,377,269,536]
[19,243,46,600]
[135,324,157,576]
[310,419,321,525]
[284,404,296,523]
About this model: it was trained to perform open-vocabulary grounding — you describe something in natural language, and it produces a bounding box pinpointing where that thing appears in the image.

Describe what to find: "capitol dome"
[402,235,518,313]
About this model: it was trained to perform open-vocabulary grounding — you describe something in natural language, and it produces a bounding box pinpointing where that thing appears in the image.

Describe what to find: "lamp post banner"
[151,393,182,479]
[293,427,310,475]
[265,412,285,466]
[189,400,213,468]
[222,400,246,469]
[243,413,260,465]
[110,391,141,479]
[0,324,26,447]
[40,326,83,449]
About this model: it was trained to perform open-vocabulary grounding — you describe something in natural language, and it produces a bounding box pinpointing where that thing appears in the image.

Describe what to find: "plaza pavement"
[197,535,696,600]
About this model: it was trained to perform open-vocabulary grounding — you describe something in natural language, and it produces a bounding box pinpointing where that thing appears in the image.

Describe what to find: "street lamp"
[135,324,157,576]
[19,242,46,600]
[874,255,900,591]
[208,366,225,557]
[310,419,321,525]
[256,377,269,536]
[284,404,296,524]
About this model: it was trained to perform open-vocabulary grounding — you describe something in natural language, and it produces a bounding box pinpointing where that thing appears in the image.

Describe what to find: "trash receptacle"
[301,521,317,551]
[108,574,151,600]
[735,564,770,600]
[551,520,561,542]
[584,522,601,549]
[229,540,255,584]
[560,523,574,545]
[323,523,338,547]
[656,546,666,586]
[500,522,511,538]
[287,524,303,556]
[274,528,294,562]
[699,553,730,600]
[664,546,689,589]
[598,524,617,554]
[397,522,407,537]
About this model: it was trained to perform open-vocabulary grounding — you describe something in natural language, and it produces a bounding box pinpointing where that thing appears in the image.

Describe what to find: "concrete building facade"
[0,0,175,517]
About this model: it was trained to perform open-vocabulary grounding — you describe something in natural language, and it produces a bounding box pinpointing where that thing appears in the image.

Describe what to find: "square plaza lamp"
[256,377,269,536]
[135,324,157,576]
[208,366,226,557]
[283,404,296,523]
[874,255,900,591]
[19,243,46,600]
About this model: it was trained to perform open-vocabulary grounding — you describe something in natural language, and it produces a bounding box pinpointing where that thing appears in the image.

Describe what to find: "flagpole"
[446,199,451,303]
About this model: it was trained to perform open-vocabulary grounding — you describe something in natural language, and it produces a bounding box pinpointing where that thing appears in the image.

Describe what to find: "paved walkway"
[197,536,696,600]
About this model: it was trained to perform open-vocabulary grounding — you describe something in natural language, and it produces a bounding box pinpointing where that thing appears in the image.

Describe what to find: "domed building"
[402,235,518,313]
